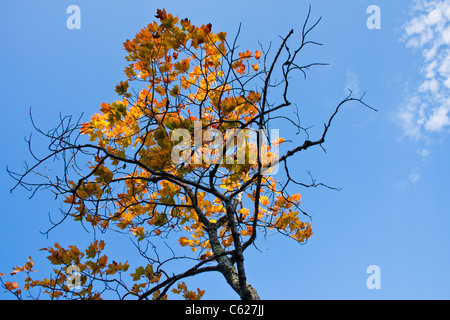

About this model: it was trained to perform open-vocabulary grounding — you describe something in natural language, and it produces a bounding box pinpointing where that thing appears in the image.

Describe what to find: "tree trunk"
[218,260,260,300]
[206,225,259,300]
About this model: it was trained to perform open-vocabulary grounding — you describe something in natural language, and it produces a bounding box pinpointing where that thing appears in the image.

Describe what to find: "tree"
[1,7,374,300]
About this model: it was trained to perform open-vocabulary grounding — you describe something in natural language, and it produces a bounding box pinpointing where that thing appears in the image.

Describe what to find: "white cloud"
[425,60,438,78]
[438,54,450,76]
[409,173,421,184]
[427,8,443,25]
[399,0,450,138]
[395,170,422,190]
[397,95,428,140]
[425,105,450,131]
[416,148,431,158]
[419,78,440,93]
[345,68,360,96]
[442,26,450,43]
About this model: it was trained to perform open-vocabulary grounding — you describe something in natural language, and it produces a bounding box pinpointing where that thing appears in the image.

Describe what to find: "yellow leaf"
[179,237,190,246]
[24,257,34,271]
[260,196,269,206]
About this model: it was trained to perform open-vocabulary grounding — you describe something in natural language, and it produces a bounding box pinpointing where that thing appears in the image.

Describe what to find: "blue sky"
[1,0,450,299]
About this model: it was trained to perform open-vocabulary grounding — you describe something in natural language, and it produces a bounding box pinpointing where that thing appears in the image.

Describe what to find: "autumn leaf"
[4,281,19,291]
[155,8,167,20]
[97,255,108,269]
[239,50,252,60]
[1,7,326,301]
[115,80,129,95]
[10,266,23,276]
[260,196,270,206]
[179,237,190,247]
[24,257,34,271]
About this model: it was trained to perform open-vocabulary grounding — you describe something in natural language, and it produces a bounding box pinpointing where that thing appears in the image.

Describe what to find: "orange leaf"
[98,240,106,251]
[4,281,19,291]
[10,266,23,276]
[50,291,63,299]
[260,196,269,206]
[155,8,167,20]
[179,237,190,246]
[291,193,301,202]
[98,255,108,268]
[239,50,252,60]
[64,194,76,204]
[236,64,246,75]
[24,256,34,271]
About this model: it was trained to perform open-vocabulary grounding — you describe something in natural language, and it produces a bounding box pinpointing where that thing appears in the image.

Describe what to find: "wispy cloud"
[409,172,421,184]
[416,147,431,159]
[395,170,422,190]
[398,0,450,139]
[345,68,360,96]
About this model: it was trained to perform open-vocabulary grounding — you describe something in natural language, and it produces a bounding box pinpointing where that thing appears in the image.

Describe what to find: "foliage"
[1,8,373,300]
